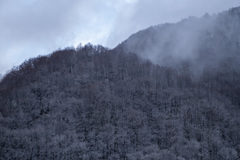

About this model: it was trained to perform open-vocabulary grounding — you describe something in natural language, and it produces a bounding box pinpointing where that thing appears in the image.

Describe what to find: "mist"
[118,7,240,75]
[107,0,240,47]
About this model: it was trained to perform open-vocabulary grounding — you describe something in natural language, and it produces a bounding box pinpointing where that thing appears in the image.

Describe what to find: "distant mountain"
[0,7,240,160]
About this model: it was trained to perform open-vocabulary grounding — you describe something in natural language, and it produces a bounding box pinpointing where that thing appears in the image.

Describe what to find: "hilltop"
[0,7,240,160]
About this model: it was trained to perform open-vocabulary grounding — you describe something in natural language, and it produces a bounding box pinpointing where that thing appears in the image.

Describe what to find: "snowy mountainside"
[0,7,240,160]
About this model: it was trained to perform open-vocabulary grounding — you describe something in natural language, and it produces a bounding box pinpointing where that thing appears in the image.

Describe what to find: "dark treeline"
[0,7,240,160]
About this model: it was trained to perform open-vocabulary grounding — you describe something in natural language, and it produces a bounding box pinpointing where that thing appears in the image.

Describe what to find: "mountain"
[0,7,240,160]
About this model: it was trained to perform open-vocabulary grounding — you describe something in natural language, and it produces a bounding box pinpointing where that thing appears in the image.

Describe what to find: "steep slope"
[0,7,240,160]
[117,6,240,106]
[0,45,240,160]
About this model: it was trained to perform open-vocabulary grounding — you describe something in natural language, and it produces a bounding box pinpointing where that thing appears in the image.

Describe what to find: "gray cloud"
[1,0,81,45]
[0,0,239,75]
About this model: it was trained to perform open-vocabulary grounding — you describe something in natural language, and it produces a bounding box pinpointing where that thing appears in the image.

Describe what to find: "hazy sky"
[0,0,239,75]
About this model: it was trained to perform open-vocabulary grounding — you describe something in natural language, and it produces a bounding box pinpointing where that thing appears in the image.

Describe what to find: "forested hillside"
[0,7,240,160]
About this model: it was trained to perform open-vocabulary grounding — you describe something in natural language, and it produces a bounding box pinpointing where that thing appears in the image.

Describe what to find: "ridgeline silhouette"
[0,7,240,160]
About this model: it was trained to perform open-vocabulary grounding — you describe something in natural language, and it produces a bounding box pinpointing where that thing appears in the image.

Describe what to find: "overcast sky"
[0,0,240,75]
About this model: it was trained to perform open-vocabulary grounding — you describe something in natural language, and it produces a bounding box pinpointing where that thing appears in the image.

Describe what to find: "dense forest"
[0,7,240,160]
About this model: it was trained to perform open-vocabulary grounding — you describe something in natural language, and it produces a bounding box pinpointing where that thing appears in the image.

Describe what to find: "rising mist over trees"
[0,7,240,160]
[118,7,240,75]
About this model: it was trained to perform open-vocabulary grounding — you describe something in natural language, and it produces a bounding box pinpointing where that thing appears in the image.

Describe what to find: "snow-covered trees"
[0,43,239,159]
[1,6,240,160]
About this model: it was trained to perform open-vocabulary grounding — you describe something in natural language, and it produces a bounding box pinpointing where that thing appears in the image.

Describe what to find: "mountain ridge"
[0,6,240,160]
[116,6,240,75]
